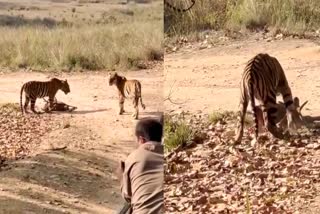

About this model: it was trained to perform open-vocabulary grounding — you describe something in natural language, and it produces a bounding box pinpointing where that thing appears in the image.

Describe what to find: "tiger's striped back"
[123,80,142,99]
[235,53,303,143]
[20,78,70,114]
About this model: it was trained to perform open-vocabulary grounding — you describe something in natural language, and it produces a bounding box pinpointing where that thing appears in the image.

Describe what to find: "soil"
[0,65,163,214]
[164,37,320,213]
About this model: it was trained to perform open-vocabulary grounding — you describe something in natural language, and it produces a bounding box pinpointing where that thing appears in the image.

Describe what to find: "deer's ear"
[299,100,308,112]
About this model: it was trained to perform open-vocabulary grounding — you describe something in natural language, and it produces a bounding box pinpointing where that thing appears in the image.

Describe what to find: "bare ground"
[164,37,320,213]
[0,65,163,214]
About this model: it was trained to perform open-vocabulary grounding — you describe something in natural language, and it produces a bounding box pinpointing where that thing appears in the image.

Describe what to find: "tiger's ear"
[65,79,68,83]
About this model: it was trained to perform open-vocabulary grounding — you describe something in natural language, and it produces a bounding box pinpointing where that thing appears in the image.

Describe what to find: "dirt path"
[0,65,163,214]
[164,38,320,213]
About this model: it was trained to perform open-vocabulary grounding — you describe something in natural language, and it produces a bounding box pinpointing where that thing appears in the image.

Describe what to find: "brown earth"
[0,65,163,214]
[164,37,320,213]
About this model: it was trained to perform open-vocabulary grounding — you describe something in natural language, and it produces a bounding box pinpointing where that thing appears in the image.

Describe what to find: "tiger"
[164,0,195,12]
[108,72,146,120]
[234,53,303,144]
[20,78,70,114]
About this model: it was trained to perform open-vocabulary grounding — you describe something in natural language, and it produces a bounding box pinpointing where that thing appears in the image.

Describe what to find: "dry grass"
[0,102,20,112]
[165,0,320,36]
[0,0,163,71]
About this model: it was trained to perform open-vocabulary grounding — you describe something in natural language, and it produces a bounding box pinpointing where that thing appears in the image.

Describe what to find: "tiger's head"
[61,79,70,94]
[284,97,308,132]
[255,97,308,132]
[108,72,126,86]
[52,78,70,94]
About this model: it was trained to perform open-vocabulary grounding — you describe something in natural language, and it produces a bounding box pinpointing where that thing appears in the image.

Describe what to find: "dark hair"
[135,117,163,142]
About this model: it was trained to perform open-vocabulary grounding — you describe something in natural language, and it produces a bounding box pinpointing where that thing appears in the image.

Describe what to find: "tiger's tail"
[20,83,25,114]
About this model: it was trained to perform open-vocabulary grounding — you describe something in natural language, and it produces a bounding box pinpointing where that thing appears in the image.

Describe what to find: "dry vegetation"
[0,103,62,164]
[165,0,320,37]
[164,112,320,213]
[0,0,163,71]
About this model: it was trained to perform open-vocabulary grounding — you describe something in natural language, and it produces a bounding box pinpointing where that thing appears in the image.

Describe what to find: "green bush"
[164,115,194,152]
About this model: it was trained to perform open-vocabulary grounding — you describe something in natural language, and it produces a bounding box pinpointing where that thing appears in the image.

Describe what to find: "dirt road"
[0,65,163,213]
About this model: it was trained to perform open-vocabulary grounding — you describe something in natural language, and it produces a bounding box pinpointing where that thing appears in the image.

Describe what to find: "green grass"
[164,110,255,152]
[165,0,320,37]
[0,1,163,71]
[209,110,256,127]
[164,115,194,152]
[209,110,236,124]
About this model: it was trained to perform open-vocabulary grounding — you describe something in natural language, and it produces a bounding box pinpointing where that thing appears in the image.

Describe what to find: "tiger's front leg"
[265,106,284,139]
[46,97,55,113]
[119,96,125,115]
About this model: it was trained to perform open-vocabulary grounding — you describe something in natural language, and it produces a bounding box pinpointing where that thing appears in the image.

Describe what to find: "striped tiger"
[165,0,195,12]
[20,78,70,114]
[108,72,145,120]
[235,53,303,143]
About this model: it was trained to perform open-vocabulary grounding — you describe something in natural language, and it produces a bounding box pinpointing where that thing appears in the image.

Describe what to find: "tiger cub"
[20,78,70,114]
[235,53,303,143]
[108,72,145,120]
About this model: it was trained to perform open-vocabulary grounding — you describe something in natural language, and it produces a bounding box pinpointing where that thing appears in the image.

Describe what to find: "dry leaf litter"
[164,111,320,214]
[0,103,60,167]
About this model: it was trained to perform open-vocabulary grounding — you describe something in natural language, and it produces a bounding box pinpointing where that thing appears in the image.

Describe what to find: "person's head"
[135,117,163,145]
